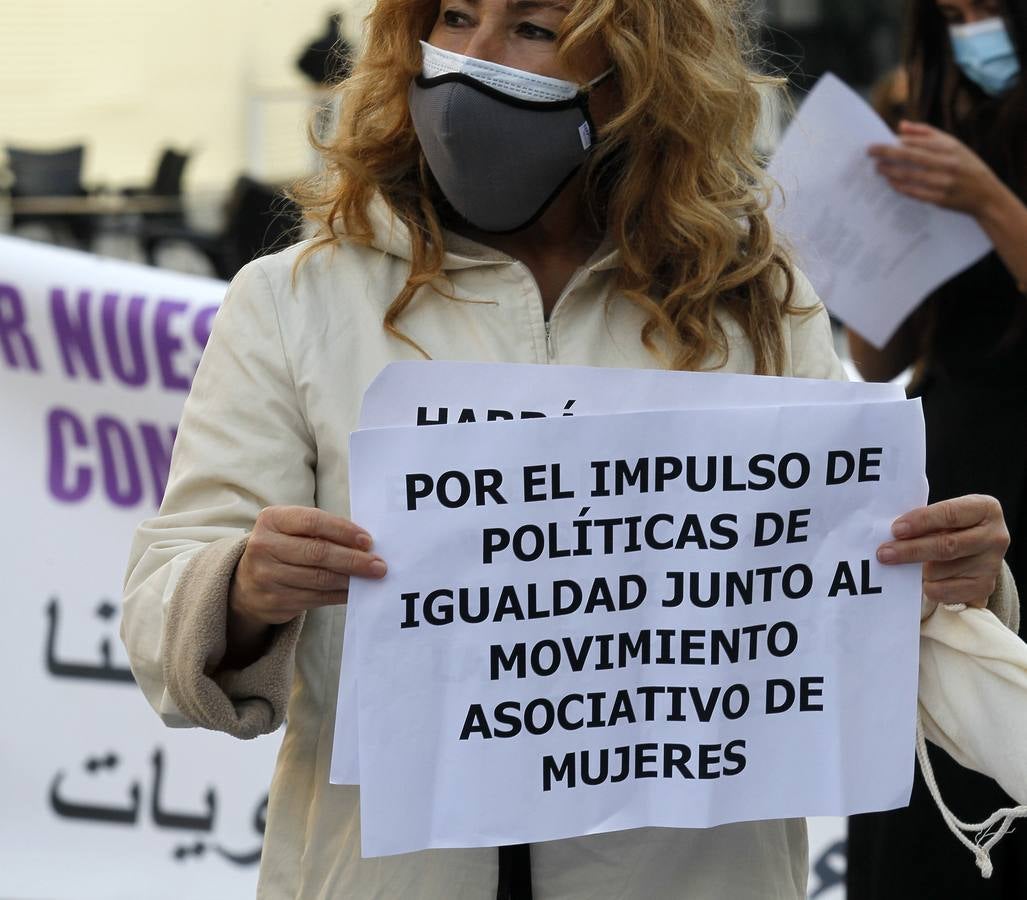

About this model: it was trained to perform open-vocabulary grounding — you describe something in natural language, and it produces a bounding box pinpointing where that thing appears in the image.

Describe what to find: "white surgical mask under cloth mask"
[950,17,1021,97]
[409,41,614,233]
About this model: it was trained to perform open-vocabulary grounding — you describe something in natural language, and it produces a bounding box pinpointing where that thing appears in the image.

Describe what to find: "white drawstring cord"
[916,712,1027,878]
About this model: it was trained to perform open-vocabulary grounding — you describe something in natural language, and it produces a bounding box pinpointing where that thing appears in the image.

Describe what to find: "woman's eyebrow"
[509,0,571,12]
[456,0,569,7]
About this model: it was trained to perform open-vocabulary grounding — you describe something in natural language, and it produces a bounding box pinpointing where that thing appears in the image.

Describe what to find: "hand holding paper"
[767,73,992,348]
[869,121,1007,217]
[224,506,385,668]
[879,495,1011,608]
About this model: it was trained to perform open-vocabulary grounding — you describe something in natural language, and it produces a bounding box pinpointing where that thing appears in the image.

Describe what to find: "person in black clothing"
[297,13,354,86]
[847,0,1027,896]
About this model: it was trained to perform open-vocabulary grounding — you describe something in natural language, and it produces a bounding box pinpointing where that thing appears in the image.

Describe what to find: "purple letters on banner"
[48,288,216,390]
[102,293,147,387]
[139,422,177,506]
[96,415,144,507]
[0,283,41,372]
[47,408,91,503]
[51,289,103,382]
[193,305,219,355]
[46,407,178,509]
[155,300,191,391]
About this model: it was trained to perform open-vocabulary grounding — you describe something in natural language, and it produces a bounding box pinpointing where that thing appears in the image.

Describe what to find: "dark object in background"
[124,148,190,203]
[5,144,95,249]
[108,147,192,240]
[761,0,902,92]
[141,175,301,281]
[296,13,353,85]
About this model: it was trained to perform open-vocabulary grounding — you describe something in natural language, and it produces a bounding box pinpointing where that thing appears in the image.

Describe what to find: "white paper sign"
[347,398,927,856]
[331,362,907,786]
[768,73,991,348]
[358,360,905,429]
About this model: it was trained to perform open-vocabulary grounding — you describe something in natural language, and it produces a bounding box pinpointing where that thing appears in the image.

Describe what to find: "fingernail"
[892,521,911,538]
[368,558,388,577]
[355,532,373,551]
[878,547,897,564]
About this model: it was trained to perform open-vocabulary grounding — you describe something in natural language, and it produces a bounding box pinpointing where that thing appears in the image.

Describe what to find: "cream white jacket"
[122,203,1020,900]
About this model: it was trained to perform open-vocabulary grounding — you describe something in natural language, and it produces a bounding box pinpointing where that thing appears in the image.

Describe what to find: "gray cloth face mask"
[409,41,613,234]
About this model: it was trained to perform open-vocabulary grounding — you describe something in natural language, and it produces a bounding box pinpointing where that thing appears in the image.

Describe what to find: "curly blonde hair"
[292,0,800,374]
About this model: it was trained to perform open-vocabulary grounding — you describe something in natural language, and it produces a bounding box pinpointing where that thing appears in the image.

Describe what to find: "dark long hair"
[904,0,1027,361]
[905,0,1027,194]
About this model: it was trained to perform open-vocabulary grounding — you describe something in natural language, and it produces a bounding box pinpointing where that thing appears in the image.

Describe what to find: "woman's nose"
[460,25,508,66]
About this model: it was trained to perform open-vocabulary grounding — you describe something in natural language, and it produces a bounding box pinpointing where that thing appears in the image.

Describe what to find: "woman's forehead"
[440,0,573,12]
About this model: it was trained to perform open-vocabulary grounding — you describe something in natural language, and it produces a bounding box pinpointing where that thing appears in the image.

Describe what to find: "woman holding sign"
[849,0,1027,897]
[123,1,1018,897]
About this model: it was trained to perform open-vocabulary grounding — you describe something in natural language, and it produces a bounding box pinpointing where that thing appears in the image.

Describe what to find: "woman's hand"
[868,121,1005,218]
[220,506,387,669]
[230,506,387,626]
[877,495,1010,609]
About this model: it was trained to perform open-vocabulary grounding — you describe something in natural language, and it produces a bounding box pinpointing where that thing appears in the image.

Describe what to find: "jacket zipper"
[515,261,593,364]
[541,266,594,364]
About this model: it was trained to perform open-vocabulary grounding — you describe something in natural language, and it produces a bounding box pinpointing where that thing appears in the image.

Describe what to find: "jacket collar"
[366,193,622,275]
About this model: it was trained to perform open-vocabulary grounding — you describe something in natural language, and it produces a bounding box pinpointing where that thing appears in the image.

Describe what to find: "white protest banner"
[331,361,906,786]
[347,399,927,856]
[768,73,991,348]
[0,236,279,899]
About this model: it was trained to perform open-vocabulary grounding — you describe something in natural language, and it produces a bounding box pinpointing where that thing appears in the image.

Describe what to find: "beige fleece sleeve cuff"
[162,535,305,739]
[987,561,1021,634]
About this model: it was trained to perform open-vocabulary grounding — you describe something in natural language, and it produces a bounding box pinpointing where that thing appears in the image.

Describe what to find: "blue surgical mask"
[949,17,1020,97]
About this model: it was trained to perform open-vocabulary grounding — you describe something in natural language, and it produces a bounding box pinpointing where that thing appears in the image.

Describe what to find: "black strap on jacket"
[496,843,533,900]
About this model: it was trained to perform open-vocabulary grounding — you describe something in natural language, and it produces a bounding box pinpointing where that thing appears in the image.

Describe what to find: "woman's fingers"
[876,162,952,191]
[885,181,948,205]
[251,519,387,577]
[270,563,352,593]
[922,554,990,583]
[230,506,389,626]
[921,576,993,609]
[261,504,374,551]
[898,119,939,136]
[869,143,957,205]
[878,531,966,565]
[877,496,1008,609]
[869,143,946,169]
[879,170,951,204]
[267,587,352,615]
[877,522,997,565]
[893,495,998,537]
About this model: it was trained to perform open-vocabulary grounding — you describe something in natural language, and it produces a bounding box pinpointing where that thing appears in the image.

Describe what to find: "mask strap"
[585,67,615,91]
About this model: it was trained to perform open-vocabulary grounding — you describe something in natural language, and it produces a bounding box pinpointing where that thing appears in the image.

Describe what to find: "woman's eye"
[442,9,472,27]
[517,22,557,41]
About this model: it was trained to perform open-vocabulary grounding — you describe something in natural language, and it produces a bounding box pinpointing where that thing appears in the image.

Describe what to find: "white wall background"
[0,0,372,192]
